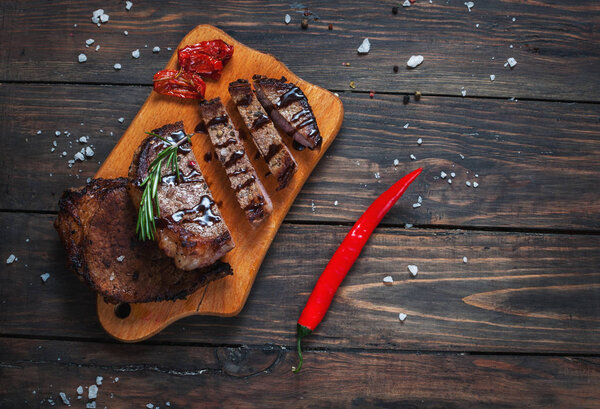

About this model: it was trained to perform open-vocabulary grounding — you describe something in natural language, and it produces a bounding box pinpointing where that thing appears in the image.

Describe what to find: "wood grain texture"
[91,25,342,341]
[2,213,599,354]
[1,338,599,409]
[2,83,599,230]
[1,1,599,100]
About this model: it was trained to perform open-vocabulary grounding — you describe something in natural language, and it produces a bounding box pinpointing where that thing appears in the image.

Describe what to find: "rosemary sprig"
[136,131,191,241]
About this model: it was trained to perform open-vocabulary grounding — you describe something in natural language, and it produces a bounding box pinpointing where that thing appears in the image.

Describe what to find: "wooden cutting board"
[95,25,344,342]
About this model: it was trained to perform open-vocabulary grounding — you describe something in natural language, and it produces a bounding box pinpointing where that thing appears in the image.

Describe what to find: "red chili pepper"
[152,69,206,99]
[294,168,422,372]
[178,40,234,80]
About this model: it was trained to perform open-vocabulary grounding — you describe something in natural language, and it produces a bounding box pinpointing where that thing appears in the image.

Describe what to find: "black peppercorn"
[301,18,309,29]
[393,65,399,73]
[392,6,398,15]
[403,95,410,104]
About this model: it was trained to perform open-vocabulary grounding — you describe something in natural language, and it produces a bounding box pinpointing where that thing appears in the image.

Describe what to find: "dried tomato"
[178,40,234,80]
[152,69,206,99]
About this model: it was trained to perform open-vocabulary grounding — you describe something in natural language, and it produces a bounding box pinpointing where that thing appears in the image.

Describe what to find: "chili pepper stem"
[293,324,312,373]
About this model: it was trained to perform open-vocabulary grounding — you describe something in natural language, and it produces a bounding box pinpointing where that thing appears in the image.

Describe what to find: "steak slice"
[252,75,322,150]
[129,121,234,271]
[54,178,233,304]
[198,98,273,225]
[229,79,297,190]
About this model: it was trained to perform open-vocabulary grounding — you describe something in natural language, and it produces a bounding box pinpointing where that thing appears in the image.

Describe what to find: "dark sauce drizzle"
[251,113,271,130]
[207,114,229,128]
[203,152,212,162]
[235,176,256,192]
[276,86,305,109]
[264,143,283,162]
[169,195,221,227]
[292,140,306,151]
[224,150,245,168]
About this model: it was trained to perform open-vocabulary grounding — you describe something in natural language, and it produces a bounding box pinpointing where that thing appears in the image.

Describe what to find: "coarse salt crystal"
[507,57,517,68]
[100,14,109,23]
[334,200,338,206]
[114,377,119,383]
[466,181,471,187]
[59,392,70,406]
[88,384,98,400]
[417,196,422,204]
[132,49,140,58]
[125,1,133,11]
[95,45,100,51]
[74,152,85,161]
[357,38,370,54]
[490,74,496,81]
[118,117,125,123]
[77,386,83,395]
[448,179,452,184]
[124,30,129,36]
[383,275,394,285]
[55,130,61,136]
[459,154,465,159]
[440,171,447,179]
[61,151,67,157]
[6,254,16,264]
[405,223,413,229]
[408,265,418,276]
[374,172,380,179]
[96,376,103,385]
[86,38,95,46]
[92,9,104,18]
[417,138,422,145]
[86,403,96,409]
[79,136,88,143]
[403,0,411,6]
[78,54,87,63]
[451,172,456,178]
[398,313,407,322]
[53,140,57,147]
[461,88,467,97]
[406,55,424,68]
[473,181,479,188]
[404,123,409,129]
[284,14,291,24]
[37,130,42,134]
[116,255,125,262]
[463,256,468,263]
[393,159,399,166]
[410,154,416,160]
[114,63,122,70]
[85,147,94,157]
[465,2,474,12]
[412,203,421,208]
[147,404,154,409]
[153,46,160,53]
[40,273,50,282]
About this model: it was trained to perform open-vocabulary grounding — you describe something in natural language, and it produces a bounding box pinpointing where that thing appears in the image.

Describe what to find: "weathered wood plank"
[1,338,598,409]
[1,0,599,100]
[2,83,599,230]
[2,213,599,353]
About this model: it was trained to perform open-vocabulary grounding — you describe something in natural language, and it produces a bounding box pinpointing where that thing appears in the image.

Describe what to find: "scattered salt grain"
[74,152,85,162]
[118,117,125,124]
[357,38,371,54]
[40,273,50,282]
[79,136,88,143]
[53,140,58,147]
[398,313,407,322]
[61,151,67,157]
[410,154,416,160]
[451,172,456,178]
[124,30,129,36]
[116,255,125,263]
[507,57,517,68]
[473,182,479,188]
[77,386,83,395]
[114,63,122,70]
[412,203,421,208]
[465,2,474,12]
[404,123,409,129]
[37,130,42,134]
[78,54,87,63]
[132,49,140,59]
[311,201,316,213]
[95,45,100,51]
[153,46,160,53]
[461,88,467,97]
[88,385,98,400]
[466,181,471,187]
[146,404,154,409]
[383,275,394,285]
[408,265,418,277]
[85,147,94,157]
[92,9,104,19]
[166,403,171,407]
[59,392,70,406]
[402,0,411,6]
[55,130,61,136]
[463,256,468,263]
[85,39,95,46]
[459,154,465,160]
[125,1,133,11]
[393,159,399,167]
[284,14,291,24]
[490,74,495,81]
[100,14,109,23]
[86,403,96,409]
[417,196,422,204]
[109,272,115,281]
[440,171,447,179]
[417,138,422,145]
[374,172,380,179]
[96,376,103,386]
[404,223,413,229]
[406,55,423,68]
[334,200,338,206]
[448,179,452,184]
[114,377,119,383]
[6,254,16,264]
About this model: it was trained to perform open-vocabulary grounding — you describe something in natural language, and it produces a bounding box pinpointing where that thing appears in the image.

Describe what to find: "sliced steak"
[54,178,232,304]
[198,98,273,225]
[229,79,297,189]
[252,75,322,150]
[129,121,234,271]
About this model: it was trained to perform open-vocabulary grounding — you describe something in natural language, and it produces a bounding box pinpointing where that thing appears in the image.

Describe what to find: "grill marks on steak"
[252,75,322,150]
[229,79,297,190]
[199,98,273,225]
[128,121,234,271]
[54,178,232,304]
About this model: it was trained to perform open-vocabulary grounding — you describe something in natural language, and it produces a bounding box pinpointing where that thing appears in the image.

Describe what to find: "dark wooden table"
[1,1,599,407]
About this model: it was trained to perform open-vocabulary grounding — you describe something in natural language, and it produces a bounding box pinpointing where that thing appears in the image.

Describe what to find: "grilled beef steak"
[129,121,234,271]
[54,178,232,304]
[252,75,322,150]
[229,79,297,189]
[198,98,273,225]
